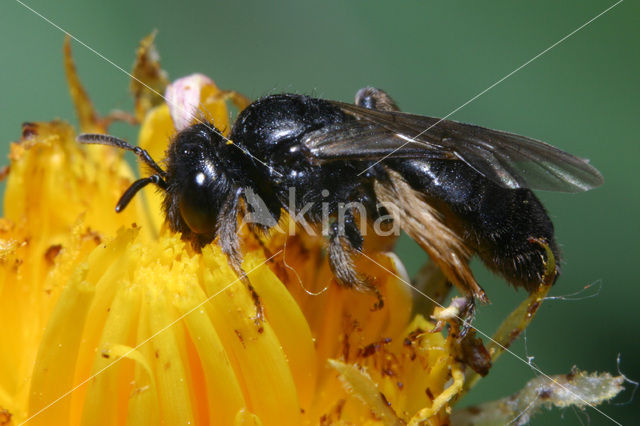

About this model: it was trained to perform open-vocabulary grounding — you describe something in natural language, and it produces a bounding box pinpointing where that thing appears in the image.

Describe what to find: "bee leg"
[458,297,476,337]
[219,192,265,329]
[328,221,360,288]
[223,247,265,331]
[247,223,275,260]
[375,170,488,303]
[328,219,384,310]
[355,87,400,112]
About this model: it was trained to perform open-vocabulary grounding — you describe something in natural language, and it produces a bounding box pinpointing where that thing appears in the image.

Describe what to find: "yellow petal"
[200,247,302,426]
[28,264,93,426]
[329,359,403,426]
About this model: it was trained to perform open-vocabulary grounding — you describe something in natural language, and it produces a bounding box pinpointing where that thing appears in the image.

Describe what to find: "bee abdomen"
[472,186,561,291]
[387,159,560,292]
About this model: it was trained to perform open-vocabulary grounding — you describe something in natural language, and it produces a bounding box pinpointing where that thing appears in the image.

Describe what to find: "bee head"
[163,123,237,245]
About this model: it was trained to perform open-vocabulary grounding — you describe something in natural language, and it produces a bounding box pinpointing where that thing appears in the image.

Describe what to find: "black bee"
[78,87,603,303]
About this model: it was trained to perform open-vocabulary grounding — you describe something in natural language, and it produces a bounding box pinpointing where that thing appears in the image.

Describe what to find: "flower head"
[0,35,624,426]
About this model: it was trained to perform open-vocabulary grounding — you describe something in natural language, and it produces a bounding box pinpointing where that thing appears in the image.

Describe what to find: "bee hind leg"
[328,220,384,310]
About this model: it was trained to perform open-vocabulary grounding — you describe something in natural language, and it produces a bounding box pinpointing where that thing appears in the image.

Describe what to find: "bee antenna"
[77,133,167,178]
[115,175,167,213]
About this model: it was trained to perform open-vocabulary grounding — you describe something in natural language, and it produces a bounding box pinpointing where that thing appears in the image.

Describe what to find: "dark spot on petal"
[359,338,392,358]
[82,228,103,245]
[235,329,245,347]
[342,334,350,362]
[426,387,435,401]
[379,392,391,407]
[0,408,12,425]
[360,343,378,358]
[44,244,63,265]
[382,369,395,378]
[319,399,346,425]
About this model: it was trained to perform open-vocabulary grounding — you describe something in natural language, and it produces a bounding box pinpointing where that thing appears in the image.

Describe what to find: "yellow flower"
[2,35,623,426]
[0,36,465,425]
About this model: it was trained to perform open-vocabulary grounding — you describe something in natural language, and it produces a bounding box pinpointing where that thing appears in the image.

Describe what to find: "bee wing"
[303,101,603,193]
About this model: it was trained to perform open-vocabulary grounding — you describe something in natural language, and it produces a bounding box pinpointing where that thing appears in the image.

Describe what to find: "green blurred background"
[2,0,638,424]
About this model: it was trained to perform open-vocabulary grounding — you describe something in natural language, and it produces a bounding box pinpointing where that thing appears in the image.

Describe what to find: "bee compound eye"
[178,175,219,235]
